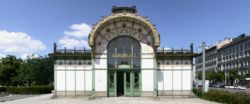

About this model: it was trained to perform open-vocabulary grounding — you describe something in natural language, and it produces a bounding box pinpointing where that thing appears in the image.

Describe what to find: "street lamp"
[201,42,206,92]
[199,42,206,92]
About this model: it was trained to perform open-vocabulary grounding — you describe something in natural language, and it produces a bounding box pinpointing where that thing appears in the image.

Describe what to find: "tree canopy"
[0,55,53,87]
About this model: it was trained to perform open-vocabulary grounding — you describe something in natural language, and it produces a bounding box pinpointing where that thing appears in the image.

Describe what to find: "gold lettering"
[111,53,136,58]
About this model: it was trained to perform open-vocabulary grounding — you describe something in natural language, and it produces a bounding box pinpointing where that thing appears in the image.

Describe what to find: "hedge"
[0,87,7,93]
[0,86,53,94]
[193,88,250,104]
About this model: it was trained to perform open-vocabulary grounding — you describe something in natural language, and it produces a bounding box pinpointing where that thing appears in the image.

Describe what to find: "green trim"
[49,53,92,60]
[153,57,157,97]
[157,52,195,60]
[114,72,117,96]
[130,72,133,97]
[91,55,95,98]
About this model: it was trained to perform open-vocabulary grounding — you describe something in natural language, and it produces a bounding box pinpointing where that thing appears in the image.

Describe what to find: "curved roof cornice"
[88,12,160,48]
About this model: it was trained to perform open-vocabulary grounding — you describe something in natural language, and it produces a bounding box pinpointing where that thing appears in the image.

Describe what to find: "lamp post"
[202,42,206,92]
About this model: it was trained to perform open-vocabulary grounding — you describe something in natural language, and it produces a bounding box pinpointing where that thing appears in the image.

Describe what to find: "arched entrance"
[107,36,141,97]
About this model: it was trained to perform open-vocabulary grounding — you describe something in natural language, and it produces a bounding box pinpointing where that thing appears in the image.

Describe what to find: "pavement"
[0,95,36,102]
[0,94,219,104]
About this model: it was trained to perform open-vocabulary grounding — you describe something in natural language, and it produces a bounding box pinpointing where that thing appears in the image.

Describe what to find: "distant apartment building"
[195,37,232,71]
[195,34,250,75]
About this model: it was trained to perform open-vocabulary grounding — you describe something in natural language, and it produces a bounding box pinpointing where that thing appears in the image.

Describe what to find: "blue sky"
[0,0,250,58]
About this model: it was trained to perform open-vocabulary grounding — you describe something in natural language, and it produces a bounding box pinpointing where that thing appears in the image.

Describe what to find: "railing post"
[53,43,57,53]
[190,43,194,53]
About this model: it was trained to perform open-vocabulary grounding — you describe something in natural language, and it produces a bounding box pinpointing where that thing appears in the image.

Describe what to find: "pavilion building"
[50,6,195,97]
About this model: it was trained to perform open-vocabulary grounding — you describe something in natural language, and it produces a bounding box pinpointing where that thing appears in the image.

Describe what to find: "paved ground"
[0,95,36,102]
[0,94,219,104]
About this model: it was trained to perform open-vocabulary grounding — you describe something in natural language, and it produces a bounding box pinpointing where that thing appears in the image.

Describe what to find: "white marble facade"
[53,7,193,97]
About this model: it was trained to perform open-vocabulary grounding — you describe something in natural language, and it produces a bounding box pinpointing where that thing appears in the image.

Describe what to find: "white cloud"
[0,30,46,55]
[0,54,6,58]
[157,47,171,50]
[64,23,92,38]
[21,53,38,59]
[58,22,91,49]
[58,36,90,49]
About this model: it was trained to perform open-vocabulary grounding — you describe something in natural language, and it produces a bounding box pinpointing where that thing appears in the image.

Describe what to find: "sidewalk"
[0,94,219,104]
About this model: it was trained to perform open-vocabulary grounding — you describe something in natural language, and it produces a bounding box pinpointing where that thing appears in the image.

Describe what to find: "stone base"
[55,90,192,97]
[55,91,91,96]
[95,91,107,97]
[158,90,192,96]
[141,91,154,96]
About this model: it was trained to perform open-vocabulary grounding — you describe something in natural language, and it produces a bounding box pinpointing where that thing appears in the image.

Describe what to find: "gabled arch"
[88,13,160,49]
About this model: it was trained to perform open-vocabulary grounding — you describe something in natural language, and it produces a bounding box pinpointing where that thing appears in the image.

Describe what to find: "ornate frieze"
[88,12,160,50]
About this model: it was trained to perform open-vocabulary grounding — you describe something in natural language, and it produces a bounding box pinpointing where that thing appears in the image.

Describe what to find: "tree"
[214,70,224,82]
[197,70,225,84]
[18,55,54,86]
[227,69,240,85]
[198,70,202,80]
[0,55,22,86]
[0,55,54,87]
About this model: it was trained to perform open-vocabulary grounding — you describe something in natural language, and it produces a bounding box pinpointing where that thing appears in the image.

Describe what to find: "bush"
[0,87,7,93]
[6,86,53,94]
[193,88,250,104]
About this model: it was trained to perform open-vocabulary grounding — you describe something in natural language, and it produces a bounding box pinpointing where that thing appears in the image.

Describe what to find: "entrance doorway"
[117,71,124,96]
[107,36,141,97]
[108,70,141,97]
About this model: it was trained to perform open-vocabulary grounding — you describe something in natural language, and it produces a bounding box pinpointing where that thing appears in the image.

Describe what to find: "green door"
[133,71,141,96]
[108,71,116,97]
[124,71,141,97]
[108,70,141,97]
[124,72,131,96]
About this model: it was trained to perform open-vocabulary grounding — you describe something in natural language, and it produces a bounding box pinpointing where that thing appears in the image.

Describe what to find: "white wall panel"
[56,71,65,91]
[76,66,84,70]
[85,71,92,91]
[182,70,191,90]
[141,43,154,53]
[173,71,181,90]
[66,71,75,91]
[55,65,65,70]
[157,70,163,90]
[76,71,85,91]
[95,59,107,69]
[173,65,182,69]
[66,66,75,70]
[85,66,92,70]
[141,59,153,69]
[95,70,107,91]
[182,65,192,69]
[164,71,172,90]
[142,70,153,91]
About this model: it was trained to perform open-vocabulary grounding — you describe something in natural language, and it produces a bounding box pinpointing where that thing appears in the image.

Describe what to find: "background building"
[195,37,232,71]
[195,34,250,79]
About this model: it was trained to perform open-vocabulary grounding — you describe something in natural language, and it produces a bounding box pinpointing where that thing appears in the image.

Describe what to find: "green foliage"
[227,69,240,85]
[0,55,22,86]
[245,68,250,78]
[192,88,203,97]
[193,88,250,104]
[6,86,53,94]
[197,70,224,82]
[0,55,53,87]
[0,86,7,93]
[198,71,202,80]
